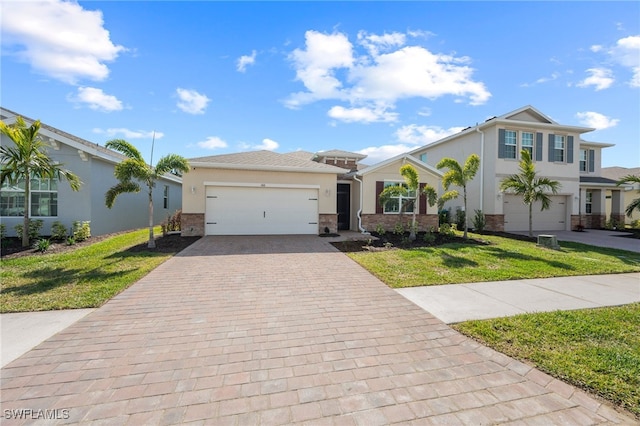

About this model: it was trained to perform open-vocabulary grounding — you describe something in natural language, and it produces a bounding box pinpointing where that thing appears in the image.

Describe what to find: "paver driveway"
[1,236,635,425]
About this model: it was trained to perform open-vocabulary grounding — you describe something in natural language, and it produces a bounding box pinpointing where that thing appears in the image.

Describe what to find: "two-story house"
[409,105,626,232]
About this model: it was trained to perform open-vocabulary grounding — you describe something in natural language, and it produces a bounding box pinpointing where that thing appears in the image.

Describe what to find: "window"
[163,185,169,209]
[419,153,427,163]
[504,130,517,159]
[1,177,58,217]
[579,149,588,172]
[554,135,565,162]
[383,182,415,214]
[585,191,592,214]
[521,132,534,158]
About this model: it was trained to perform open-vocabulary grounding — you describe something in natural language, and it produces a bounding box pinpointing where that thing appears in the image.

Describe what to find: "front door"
[337,183,350,231]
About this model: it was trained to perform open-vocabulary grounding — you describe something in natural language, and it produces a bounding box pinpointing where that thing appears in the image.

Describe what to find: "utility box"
[537,234,559,250]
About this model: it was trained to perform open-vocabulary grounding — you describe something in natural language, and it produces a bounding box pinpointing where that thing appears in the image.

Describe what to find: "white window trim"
[504,130,517,160]
[554,135,566,163]
[383,181,416,214]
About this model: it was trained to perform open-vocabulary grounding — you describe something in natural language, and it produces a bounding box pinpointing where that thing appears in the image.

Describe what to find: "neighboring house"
[0,107,183,238]
[409,105,626,232]
[602,166,640,225]
[181,149,443,236]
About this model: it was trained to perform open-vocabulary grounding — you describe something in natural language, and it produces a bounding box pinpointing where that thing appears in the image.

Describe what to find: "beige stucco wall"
[606,187,640,224]
[359,160,441,215]
[182,166,338,215]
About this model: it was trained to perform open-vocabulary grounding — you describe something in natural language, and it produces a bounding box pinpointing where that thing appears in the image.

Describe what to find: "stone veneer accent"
[361,214,438,233]
[574,214,607,229]
[319,214,338,234]
[610,214,626,227]
[181,213,204,236]
[484,214,504,232]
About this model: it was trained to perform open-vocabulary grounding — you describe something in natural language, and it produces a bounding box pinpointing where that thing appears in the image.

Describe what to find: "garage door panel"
[205,186,318,235]
[504,195,567,232]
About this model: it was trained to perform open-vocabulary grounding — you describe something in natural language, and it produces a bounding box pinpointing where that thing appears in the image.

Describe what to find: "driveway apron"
[1,236,635,425]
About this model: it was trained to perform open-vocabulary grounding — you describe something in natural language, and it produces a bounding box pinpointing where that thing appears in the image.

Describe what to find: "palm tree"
[378,164,438,240]
[616,174,640,217]
[105,139,189,248]
[500,149,561,237]
[0,117,81,247]
[436,153,480,239]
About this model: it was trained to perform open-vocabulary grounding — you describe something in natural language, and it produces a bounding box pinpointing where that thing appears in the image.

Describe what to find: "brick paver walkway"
[1,236,636,425]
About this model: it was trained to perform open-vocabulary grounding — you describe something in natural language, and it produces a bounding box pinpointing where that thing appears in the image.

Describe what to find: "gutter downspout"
[476,125,484,212]
[353,174,369,234]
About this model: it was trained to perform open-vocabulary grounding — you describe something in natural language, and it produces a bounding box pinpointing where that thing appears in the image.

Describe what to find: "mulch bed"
[331,231,492,253]
[1,232,200,260]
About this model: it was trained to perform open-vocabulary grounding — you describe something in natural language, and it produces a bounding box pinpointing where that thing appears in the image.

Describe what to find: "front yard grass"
[347,232,640,288]
[0,228,193,313]
[453,303,640,418]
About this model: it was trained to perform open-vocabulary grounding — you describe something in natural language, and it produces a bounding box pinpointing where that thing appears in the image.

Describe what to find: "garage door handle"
[263,211,266,218]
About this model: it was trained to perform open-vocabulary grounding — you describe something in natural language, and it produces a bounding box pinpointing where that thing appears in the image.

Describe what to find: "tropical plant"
[472,209,486,232]
[616,175,640,218]
[436,153,480,239]
[378,164,438,240]
[500,149,561,237]
[105,139,189,248]
[0,117,81,247]
[51,221,68,240]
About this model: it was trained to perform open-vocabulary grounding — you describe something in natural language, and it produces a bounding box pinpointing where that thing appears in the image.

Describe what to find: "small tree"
[436,154,480,239]
[105,139,189,248]
[500,149,561,237]
[378,164,438,240]
[0,117,81,247]
[616,175,640,218]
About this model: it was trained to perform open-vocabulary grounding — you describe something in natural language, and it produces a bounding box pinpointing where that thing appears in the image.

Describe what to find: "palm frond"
[105,181,141,208]
[105,139,145,162]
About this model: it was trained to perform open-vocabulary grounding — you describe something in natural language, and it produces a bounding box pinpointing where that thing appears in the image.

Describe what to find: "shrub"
[438,208,451,225]
[455,208,466,231]
[630,219,640,229]
[51,221,68,240]
[604,218,622,231]
[374,224,386,235]
[14,219,44,242]
[439,223,455,238]
[33,238,51,253]
[66,236,76,246]
[72,221,91,242]
[393,222,405,235]
[472,209,486,232]
[423,231,436,244]
[161,210,183,236]
[0,223,5,240]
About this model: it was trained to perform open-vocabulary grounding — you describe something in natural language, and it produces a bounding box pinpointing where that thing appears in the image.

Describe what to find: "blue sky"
[1,1,639,168]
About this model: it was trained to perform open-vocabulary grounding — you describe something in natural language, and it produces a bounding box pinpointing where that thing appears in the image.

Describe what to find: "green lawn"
[453,304,640,418]
[1,228,186,313]
[347,232,640,288]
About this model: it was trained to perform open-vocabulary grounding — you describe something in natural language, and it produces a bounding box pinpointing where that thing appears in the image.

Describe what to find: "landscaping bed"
[331,231,491,252]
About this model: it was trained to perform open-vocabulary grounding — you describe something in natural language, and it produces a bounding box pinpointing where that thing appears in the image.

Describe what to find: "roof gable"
[357,153,443,178]
[501,105,556,124]
[189,150,346,174]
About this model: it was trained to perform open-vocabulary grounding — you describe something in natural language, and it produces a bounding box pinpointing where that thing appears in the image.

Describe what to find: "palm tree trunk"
[528,202,533,238]
[147,185,156,249]
[21,173,30,247]
[462,187,468,239]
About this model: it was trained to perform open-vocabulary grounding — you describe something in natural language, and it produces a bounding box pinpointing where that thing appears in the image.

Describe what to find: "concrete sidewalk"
[397,273,640,324]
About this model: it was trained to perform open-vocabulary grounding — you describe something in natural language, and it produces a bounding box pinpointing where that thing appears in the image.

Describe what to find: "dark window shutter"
[419,183,427,214]
[535,132,543,161]
[548,134,554,162]
[498,129,506,158]
[588,149,595,172]
[376,181,384,214]
[567,136,574,163]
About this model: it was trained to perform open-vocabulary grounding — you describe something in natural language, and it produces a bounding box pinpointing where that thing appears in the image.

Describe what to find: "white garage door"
[205,185,319,235]
[503,195,567,232]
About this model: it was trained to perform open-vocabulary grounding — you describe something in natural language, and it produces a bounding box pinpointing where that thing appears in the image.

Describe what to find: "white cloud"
[327,105,398,123]
[577,68,614,91]
[0,0,124,84]
[285,29,490,115]
[176,88,210,114]
[575,111,620,130]
[93,128,162,139]
[608,35,640,87]
[69,87,123,112]
[590,45,603,53]
[196,136,228,150]
[237,50,257,72]
[395,124,464,145]
[240,138,279,151]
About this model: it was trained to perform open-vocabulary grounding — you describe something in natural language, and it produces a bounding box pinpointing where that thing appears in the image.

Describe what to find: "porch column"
[610,189,626,226]
[592,189,606,229]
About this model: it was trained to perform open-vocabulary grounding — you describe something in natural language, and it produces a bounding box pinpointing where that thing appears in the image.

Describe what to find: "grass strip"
[346,232,640,288]
[453,304,640,418]
[1,228,181,313]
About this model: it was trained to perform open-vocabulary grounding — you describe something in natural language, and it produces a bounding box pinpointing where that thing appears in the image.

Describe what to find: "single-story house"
[180,149,443,236]
[0,107,183,238]
[602,166,640,225]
